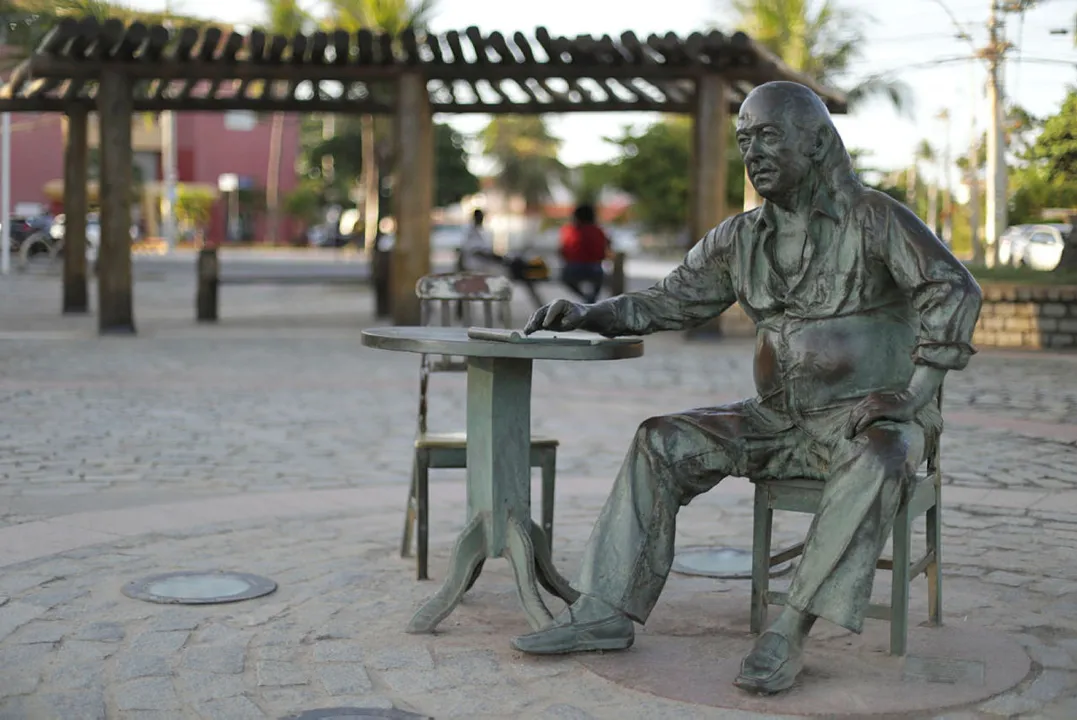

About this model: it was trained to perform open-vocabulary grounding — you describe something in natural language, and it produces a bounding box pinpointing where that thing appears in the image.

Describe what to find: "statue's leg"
[784,421,925,633]
[576,403,778,624]
[736,420,924,695]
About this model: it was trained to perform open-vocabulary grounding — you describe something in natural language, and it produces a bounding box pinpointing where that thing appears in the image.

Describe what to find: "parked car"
[996,225,1031,267]
[1,215,52,252]
[1008,223,1072,271]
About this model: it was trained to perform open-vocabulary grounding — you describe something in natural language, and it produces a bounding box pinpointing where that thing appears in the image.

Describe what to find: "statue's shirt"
[596,181,983,415]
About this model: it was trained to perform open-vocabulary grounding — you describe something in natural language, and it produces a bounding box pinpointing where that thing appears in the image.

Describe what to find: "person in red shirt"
[559,203,610,304]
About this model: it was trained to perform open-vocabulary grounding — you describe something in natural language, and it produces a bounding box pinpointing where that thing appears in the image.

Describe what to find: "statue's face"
[736,95,816,202]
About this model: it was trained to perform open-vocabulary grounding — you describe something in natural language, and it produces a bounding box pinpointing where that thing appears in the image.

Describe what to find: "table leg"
[505,516,554,631]
[406,515,487,634]
[529,521,580,604]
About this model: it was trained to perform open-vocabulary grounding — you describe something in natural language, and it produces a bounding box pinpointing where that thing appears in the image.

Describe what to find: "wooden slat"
[534,27,562,64]
[39,18,79,55]
[619,31,647,64]
[465,26,489,64]
[357,29,375,64]
[400,29,421,64]
[266,34,288,63]
[513,32,537,64]
[171,27,200,62]
[289,32,309,64]
[445,31,466,65]
[331,30,350,65]
[248,29,267,62]
[142,25,170,62]
[219,32,244,63]
[424,32,444,64]
[92,19,125,60]
[63,19,99,61]
[376,32,393,65]
[486,32,515,64]
[309,31,328,64]
[113,23,148,62]
[197,27,223,62]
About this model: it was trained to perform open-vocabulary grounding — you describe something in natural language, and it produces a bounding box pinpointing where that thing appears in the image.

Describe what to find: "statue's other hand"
[844,390,917,439]
[524,299,588,335]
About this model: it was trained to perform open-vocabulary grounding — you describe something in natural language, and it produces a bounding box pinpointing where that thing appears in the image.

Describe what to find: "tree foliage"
[479,116,565,211]
[300,119,476,209]
[1030,89,1077,183]
[724,0,912,115]
[600,117,745,233]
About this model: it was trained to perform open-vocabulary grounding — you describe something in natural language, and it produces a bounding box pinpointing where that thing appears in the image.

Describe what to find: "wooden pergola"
[0,17,846,331]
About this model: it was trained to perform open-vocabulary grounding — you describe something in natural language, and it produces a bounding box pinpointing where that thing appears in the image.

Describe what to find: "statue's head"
[736,81,853,205]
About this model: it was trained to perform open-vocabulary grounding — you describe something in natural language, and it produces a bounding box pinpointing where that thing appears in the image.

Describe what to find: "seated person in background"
[559,204,610,304]
[457,209,503,273]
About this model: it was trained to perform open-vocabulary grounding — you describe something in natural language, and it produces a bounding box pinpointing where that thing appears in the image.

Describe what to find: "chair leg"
[540,449,556,555]
[400,456,418,558]
[750,484,773,635]
[926,501,943,626]
[416,449,430,581]
[890,505,912,656]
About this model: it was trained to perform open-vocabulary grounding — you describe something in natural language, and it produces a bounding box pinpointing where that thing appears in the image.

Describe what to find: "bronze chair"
[750,391,944,656]
[400,272,559,580]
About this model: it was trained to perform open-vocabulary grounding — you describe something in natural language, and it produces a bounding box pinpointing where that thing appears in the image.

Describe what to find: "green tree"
[301,120,476,208]
[479,116,564,212]
[174,185,216,243]
[603,116,745,233]
[1030,89,1077,182]
[724,0,912,113]
[324,0,438,248]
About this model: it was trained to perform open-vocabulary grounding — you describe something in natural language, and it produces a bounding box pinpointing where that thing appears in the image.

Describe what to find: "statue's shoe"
[733,631,803,695]
[511,613,635,655]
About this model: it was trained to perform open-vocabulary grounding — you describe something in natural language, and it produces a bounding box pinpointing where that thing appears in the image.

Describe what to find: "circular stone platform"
[576,598,1031,717]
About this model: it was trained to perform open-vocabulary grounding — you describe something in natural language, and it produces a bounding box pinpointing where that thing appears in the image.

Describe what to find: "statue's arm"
[880,201,984,403]
[581,221,739,336]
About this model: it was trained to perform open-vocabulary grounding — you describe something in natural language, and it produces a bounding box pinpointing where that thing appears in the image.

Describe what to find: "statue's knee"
[858,425,922,476]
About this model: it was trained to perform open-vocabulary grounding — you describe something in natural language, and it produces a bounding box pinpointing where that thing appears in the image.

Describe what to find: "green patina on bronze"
[516,80,983,695]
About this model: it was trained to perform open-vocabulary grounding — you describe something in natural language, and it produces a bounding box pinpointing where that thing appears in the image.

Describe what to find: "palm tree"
[915,139,937,232]
[479,116,565,212]
[725,0,913,114]
[325,0,438,253]
[259,0,310,244]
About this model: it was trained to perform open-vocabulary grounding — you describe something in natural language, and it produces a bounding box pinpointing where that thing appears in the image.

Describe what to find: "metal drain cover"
[122,570,277,605]
[285,710,431,720]
[671,546,793,579]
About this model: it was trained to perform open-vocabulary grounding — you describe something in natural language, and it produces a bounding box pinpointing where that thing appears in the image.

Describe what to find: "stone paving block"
[74,621,125,642]
[10,620,71,644]
[316,662,373,695]
[37,691,107,720]
[311,639,365,663]
[0,601,46,642]
[115,652,174,681]
[114,677,182,712]
[978,691,1044,716]
[174,671,247,704]
[255,660,309,687]
[182,643,246,675]
[195,696,269,720]
[127,630,190,655]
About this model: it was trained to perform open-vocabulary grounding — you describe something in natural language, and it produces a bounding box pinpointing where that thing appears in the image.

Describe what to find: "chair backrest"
[414,272,514,433]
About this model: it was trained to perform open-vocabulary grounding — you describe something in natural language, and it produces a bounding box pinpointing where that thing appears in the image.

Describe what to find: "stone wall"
[973,284,1077,350]
[686,285,1077,351]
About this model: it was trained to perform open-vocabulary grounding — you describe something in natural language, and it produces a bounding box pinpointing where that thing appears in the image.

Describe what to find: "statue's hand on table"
[844,390,918,439]
[524,299,590,335]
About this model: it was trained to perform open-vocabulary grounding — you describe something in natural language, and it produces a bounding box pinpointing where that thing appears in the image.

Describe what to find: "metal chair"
[749,392,944,656]
[400,272,559,580]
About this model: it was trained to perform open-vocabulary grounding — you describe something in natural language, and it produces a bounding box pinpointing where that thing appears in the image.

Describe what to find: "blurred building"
[4,109,301,244]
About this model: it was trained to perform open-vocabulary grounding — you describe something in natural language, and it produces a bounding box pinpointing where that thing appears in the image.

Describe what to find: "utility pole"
[982,0,1008,266]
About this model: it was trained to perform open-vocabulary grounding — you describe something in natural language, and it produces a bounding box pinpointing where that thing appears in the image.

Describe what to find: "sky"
[124,0,1076,186]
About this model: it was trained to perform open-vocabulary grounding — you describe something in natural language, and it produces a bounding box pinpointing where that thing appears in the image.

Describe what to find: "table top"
[361,326,644,361]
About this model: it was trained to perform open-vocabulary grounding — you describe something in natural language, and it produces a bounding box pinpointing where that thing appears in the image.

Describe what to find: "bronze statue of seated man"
[513,80,982,694]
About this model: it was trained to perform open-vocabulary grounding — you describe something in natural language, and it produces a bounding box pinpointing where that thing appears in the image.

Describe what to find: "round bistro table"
[361,326,643,634]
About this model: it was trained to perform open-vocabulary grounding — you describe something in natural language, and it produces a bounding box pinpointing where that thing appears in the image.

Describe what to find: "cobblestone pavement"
[2,273,1077,718]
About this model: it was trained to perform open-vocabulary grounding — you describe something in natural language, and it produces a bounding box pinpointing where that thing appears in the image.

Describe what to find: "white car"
[1009,223,1072,271]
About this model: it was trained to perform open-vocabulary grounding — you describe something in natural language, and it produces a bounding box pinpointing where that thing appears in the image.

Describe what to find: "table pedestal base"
[406,513,580,634]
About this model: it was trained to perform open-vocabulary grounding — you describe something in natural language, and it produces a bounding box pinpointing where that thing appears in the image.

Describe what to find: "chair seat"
[415,431,559,449]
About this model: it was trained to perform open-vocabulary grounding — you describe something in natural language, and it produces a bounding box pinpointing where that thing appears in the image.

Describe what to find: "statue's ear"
[811,125,834,161]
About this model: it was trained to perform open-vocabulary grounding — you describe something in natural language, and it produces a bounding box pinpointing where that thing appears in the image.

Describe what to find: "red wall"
[0,109,301,242]
[7,113,65,213]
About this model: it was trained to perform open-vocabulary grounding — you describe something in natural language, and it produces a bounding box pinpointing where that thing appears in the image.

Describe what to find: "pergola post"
[62,106,89,314]
[689,74,729,242]
[96,69,135,334]
[391,71,433,326]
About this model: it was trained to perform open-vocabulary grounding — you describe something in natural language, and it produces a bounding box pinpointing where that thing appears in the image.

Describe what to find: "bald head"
[735,81,849,207]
